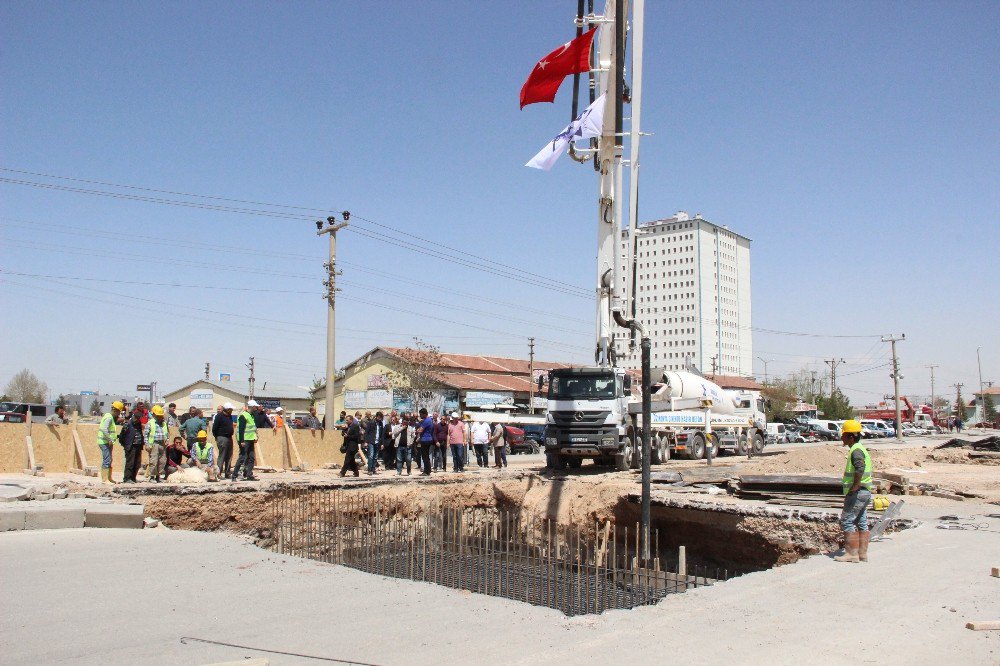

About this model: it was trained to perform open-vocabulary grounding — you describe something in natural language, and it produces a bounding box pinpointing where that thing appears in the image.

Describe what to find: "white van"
[860,419,894,438]
[766,423,787,444]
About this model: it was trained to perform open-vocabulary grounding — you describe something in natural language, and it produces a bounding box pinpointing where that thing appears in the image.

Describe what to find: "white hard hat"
[450,412,459,418]
[276,406,284,412]
[247,399,260,407]
[223,402,234,410]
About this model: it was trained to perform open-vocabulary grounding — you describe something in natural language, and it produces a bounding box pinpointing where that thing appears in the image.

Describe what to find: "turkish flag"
[520,28,597,109]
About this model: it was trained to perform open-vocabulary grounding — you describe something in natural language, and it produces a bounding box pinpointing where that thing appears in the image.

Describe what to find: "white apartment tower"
[616,212,752,376]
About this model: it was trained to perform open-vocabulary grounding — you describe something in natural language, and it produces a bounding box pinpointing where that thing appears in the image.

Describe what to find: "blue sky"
[1,1,997,407]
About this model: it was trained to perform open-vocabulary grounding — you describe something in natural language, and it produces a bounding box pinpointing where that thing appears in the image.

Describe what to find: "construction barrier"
[0,420,344,475]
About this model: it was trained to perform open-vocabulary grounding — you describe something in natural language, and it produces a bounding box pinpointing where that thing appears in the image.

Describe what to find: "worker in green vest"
[97,401,124,484]
[231,399,260,481]
[189,430,218,481]
[835,419,873,563]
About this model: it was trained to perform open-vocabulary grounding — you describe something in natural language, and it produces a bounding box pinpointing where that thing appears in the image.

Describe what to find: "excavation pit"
[123,474,909,615]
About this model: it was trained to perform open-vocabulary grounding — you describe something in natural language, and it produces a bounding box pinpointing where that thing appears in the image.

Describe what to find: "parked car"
[519,424,545,454]
[784,425,807,443]
[806,420,839,441]
[860,419,895,438]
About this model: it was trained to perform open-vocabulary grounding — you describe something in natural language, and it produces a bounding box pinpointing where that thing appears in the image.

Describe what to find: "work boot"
[858,531,870,562]
[100,468,110,484]
[834,532,860,563]
[107,466,117,484]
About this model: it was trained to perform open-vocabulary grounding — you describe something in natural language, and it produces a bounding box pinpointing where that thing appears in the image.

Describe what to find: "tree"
[955,389,967,421]
[816,388,855,420]
[4,369,48,403]
[56,394,68,410]
[90,399,103,416]
[761,383,796,422]
[982,393,997,423]
[386,338,446,411]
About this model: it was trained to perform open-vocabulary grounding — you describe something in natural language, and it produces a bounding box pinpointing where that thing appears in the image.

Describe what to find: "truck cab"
[543,367,632,469]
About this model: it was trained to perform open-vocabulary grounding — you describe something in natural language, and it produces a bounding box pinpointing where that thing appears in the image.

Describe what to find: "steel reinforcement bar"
[269,487,727,616]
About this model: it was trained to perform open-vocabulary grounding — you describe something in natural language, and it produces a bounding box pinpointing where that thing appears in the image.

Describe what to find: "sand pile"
[164,467,209,484]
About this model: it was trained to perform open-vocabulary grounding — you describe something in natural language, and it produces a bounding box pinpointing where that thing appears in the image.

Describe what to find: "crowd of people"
[89,399,513,484]
[93,398,292,484]
[337,408,510,477]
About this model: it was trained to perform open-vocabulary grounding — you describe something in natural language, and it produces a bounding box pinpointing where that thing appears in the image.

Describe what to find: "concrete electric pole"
[204,362,210,381]
[825,358,846,396]
[528,337,536,415]
[927,364,938,422]
[882,334,905,439]
[317,213,349,431]
[977,346,984,422]
[247,357,255,400]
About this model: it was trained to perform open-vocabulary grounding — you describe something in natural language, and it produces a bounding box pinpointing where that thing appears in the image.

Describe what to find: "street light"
[757,356,769,384]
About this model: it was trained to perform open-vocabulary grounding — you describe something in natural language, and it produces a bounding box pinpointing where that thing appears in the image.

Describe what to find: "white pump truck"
[536,0,766,472]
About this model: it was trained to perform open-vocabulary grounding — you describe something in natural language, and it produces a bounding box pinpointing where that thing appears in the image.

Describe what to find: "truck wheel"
[651,434,662,464]
[546,452,567,470]
[616,434,635,471]
[751,432,765,454]
[688,433,706,460]
[735,434,749,456]
[567,458,583,469]
[651,435,669,464]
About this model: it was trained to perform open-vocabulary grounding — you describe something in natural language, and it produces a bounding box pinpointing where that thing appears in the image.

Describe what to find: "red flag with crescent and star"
[519,28,597,109]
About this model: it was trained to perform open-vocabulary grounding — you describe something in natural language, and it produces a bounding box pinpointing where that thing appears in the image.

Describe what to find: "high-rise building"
[616,211,752,376]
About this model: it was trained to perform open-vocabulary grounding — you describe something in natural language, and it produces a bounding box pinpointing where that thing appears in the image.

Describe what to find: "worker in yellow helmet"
[189,430,218,481]
[97,401,125,484]
[834,420,873,563]
[144,405,170,483]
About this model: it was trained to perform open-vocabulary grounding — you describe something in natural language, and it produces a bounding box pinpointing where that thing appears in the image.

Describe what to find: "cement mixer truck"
[542,367,767,471]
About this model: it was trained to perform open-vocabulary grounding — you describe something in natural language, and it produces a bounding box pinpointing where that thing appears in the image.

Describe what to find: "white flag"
[525,93,606,171]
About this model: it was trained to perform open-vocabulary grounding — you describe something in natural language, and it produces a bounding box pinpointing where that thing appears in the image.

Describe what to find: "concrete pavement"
[1,500,997,665]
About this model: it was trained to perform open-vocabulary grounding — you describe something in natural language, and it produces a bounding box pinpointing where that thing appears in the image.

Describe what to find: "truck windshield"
[0,402,20,413]
[548,374,616,400]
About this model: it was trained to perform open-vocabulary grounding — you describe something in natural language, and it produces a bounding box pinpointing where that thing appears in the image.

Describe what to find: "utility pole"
[204,362,210,381]
[882,334,905,439]
[927,364,938,422]
[977,346,984,423]
[247,357,255,400]
[756,356,769,385]
[825,358,846,396]
[317,213,349,431]
[528,337,536,415]
[710,355,718,376]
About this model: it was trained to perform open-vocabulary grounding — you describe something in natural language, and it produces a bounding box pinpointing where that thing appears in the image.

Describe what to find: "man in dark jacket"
[118,412,145,483]
[212,402,236,479]
[340,414,361,477]
[364,411,385,475]
[433,415,449,471]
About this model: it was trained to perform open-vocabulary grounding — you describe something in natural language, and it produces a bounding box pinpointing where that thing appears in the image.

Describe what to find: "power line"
[0,169,592,297]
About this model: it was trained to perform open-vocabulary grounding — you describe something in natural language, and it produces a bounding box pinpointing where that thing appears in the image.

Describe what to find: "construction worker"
[97,401,124,484]
[231,400,260,481]
[835,419,873,563]
[189,430,218,481]
[145,405,170,483]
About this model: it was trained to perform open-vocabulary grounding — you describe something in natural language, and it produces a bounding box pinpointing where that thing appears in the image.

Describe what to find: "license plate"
[569,437,589,443]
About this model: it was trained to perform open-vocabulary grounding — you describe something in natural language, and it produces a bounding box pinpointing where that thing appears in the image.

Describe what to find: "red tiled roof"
[705,374,763,391]
[382,347,575,375]
[435,372,537,393]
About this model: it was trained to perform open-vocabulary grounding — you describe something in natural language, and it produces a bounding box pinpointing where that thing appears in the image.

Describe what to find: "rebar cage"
[270,487,730,616]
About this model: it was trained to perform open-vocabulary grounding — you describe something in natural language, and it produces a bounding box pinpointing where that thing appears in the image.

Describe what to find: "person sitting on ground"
[189,430,219,481]
[164,436,190,479]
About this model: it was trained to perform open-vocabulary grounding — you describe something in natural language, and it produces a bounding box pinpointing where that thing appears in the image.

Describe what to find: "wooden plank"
[965,621,1000,631]
[25,434,37,472]
[990,567,998,578]
[739,474,841,487]
[284,424,308,471]
[71,411,89,473]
